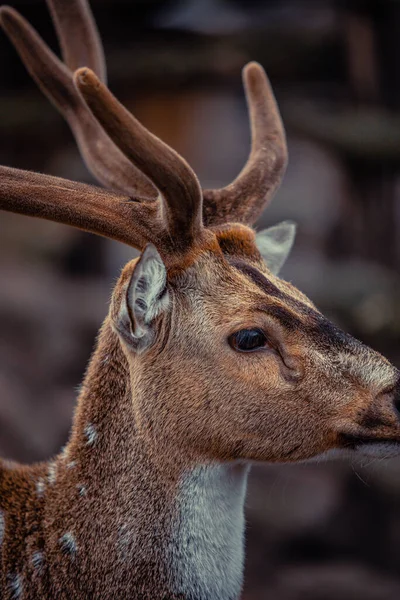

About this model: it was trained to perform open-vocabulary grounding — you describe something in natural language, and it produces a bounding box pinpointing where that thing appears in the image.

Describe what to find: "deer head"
[1,0,399,470]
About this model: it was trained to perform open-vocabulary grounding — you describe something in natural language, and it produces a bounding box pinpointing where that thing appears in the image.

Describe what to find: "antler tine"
[75,68,204,247]
[203,62,288,227]
[46,0,106,83]
[0,5,156,198]
[0,166,160,250]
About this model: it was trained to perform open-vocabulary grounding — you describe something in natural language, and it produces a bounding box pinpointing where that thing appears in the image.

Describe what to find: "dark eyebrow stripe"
[258,303,304,332]
[229,258,357,351]
[229,259,285,299]
[230,258,306,331]
[230,258,320,328]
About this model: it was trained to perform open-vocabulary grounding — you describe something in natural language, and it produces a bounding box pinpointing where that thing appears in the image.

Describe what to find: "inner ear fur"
[112,244,169,351]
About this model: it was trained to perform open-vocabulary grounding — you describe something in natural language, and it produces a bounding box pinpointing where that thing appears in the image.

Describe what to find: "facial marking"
[331,350,395,388]
[230,258,319,326]
[230,260,284,299]
[7,573,23,599]
[255,302,304,332]
[84,423,97,446]
[310,344,396,391]
[59,532,77,557]
[230,258,398,394]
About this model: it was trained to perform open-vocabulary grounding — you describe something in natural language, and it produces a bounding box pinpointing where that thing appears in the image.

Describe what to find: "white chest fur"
[169,463,250,600]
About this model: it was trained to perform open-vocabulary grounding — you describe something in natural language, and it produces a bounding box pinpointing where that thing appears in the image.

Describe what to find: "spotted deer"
[0,1,399,599]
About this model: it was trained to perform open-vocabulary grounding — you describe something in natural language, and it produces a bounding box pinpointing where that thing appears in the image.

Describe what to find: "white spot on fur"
[8,573,23,598]
[36,478,45,496]
[48,462,57,485]
[60,445,69,460]
[171,463,249,600]
[67,461,76,469]
[84,424,97,445]
[77,484,87,497]
[59,532,77,557]
[32,551,43,572]
[0,510,5,546]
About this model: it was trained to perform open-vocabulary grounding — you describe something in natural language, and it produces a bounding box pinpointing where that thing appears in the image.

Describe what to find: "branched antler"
[0,1,156,197]
[0,166,160,249]
[46,0,106,83]
[203,62,288,227]
[75,68,203,243]
[0,0,287,257]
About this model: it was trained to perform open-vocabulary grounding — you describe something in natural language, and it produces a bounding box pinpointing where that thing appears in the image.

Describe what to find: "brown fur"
[0,2,399,598]
[1,237,399,599]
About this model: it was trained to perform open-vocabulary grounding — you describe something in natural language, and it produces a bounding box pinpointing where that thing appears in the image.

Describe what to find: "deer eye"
[229,329,268,352]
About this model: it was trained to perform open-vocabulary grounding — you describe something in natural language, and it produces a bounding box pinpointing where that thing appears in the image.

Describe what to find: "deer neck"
[58,318,250,600]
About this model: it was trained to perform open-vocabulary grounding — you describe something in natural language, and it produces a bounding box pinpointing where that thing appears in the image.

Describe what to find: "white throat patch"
[169,463,249,600]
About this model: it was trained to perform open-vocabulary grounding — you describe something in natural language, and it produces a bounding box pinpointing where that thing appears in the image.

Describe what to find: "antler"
[0,166,161,250]
[203,62,288,228]
[0,1,156,198]
[0,0,287,256]
[71,60,286,231]
[75,68,203,243]
[0,119,203,254]
[46,0,106,83]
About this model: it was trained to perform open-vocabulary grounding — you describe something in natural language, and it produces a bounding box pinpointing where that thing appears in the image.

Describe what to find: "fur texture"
[1,239,399,599]
[0,2,399,598]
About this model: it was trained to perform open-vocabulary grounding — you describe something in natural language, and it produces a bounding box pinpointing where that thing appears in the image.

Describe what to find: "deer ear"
[256,221,296,275]
[116,244,169,351]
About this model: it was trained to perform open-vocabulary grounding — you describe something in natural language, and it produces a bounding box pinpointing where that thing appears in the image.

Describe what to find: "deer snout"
[338,379,400,457]
[337,371,400,452]
[369,375,400,426]
[378,374,400,420]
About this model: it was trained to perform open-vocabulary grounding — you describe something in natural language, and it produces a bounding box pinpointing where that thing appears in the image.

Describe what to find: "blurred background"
[0,0,400,598]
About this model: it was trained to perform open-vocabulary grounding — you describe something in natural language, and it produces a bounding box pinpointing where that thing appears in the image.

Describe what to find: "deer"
[0,1,399,599]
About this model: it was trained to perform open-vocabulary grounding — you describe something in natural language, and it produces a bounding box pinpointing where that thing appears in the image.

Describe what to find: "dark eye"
[229,328,268,352]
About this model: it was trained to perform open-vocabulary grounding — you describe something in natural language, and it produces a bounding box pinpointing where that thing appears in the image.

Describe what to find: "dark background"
[1,1,400,598]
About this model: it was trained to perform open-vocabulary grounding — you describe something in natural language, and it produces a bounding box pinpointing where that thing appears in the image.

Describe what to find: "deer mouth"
[339,433,400,457]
